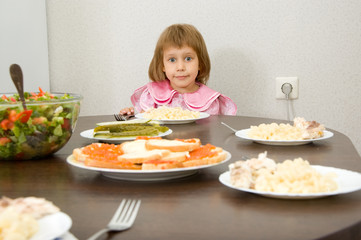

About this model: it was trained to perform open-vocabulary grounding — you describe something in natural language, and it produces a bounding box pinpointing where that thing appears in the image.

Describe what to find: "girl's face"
[162,45,200,93]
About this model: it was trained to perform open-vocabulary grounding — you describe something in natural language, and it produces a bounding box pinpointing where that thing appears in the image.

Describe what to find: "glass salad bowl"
[0,89,82,160]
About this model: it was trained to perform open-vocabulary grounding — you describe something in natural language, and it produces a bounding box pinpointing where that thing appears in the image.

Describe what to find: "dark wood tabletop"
[1,115,361,240]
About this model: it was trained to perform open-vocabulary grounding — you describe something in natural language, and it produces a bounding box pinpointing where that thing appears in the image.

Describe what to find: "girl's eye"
[185,57,192,61]
[168,58,176,63]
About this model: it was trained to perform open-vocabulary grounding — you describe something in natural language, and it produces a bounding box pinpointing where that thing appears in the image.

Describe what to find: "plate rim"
[31,212,72,240]
[219,165,361,199]
[135,112,210,123]
[235,129,334,145]
[66,149,232,175]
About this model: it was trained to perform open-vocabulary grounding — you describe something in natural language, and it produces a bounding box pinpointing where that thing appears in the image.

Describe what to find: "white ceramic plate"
[235,129,334,146]
[135,112,210,124]
[67,151,231,181]
[31,212,72,240]
[80,129,173,143]
[219,165,361,199]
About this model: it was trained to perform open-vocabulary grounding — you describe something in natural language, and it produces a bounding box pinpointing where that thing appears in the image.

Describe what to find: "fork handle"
[87,228,109,240]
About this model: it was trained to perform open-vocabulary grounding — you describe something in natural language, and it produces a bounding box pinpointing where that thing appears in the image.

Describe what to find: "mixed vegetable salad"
[0,88,81,160]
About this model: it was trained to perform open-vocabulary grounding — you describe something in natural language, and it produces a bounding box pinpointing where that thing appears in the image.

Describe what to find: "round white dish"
[219,165,361,199]
[135,112,210,124]
[31,212,72,240]
[67,151,231,181]
[80,129,173,143]
[235,129,334,146]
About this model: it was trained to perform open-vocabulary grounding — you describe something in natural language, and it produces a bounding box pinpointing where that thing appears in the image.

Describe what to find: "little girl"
[120,24,237,115]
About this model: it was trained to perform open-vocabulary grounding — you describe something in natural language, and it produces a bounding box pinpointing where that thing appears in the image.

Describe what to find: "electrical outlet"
[276,77,299,99]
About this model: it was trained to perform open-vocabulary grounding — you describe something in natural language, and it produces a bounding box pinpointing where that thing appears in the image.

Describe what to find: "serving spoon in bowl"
[9,64,27,110]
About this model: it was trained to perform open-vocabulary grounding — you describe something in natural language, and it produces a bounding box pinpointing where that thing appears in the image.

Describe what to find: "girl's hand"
[119,107,134,115]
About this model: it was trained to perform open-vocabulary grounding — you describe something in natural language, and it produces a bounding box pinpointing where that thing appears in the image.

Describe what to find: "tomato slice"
[1,119,14,130]
[0,137,11,146]
[61,118,70,130]
[8,110,18,122]
[16,110,33,123]
[38,87,45,96]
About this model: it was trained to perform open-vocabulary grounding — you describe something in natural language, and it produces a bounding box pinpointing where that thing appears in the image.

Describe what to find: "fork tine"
[88,199,141,240]
[110,199,141,225]
[117,199,132,223]
[114,114,124,121]
[125,199,141,225]
[109,199,127,224]
[119,199,135,223]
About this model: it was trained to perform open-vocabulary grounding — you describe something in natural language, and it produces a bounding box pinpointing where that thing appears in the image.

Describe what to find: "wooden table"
[1,115,361,240]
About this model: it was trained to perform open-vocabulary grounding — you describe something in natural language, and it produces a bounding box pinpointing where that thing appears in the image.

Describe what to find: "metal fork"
[87,199,141,240]
[114,114,135,121]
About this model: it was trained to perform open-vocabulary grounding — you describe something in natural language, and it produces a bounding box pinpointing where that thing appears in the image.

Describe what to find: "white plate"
[67,151,231,181]
[80,129,173,143]
[135,112,210,124]
[219,165,361,199]
[31,212,72,240]
[235,129,334,146]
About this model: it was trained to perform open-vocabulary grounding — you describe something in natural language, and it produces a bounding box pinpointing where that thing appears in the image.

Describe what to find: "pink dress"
[131,80,237,115]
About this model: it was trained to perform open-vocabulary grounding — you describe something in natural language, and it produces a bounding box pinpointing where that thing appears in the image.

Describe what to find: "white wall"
[46,0,361,156]
[0,0,49,92]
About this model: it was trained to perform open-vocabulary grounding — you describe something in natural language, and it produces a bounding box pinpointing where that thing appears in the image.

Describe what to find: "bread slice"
[84,157,141,170]
[206,148,227,164]
[120,140,147,153]
[145,138,201,152]
[72,143,132,169]
[118,149,170,164]
[160,151,189,162]
[72,143,123,163]
[182,158,208,168]
[183,153,226,168]
[142,159,183,170]
[183,145,227,168]
[73,148,87,163]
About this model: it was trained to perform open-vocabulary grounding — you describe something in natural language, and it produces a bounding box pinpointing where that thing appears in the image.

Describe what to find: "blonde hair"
[148,24,211,84]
